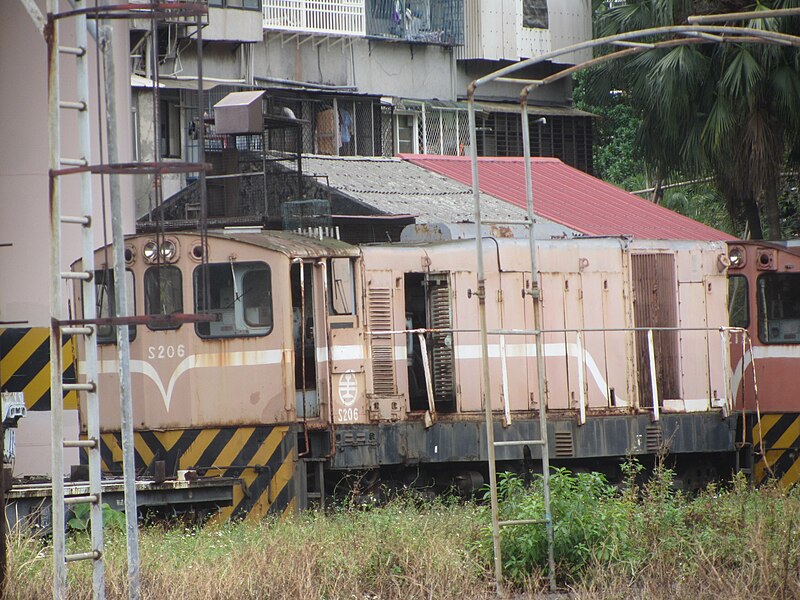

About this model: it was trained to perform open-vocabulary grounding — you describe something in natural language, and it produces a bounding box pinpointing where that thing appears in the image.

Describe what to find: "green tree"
[584,0,800,239]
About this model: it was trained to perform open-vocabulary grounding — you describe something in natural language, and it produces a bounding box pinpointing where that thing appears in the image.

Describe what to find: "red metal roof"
[402,155,735,241]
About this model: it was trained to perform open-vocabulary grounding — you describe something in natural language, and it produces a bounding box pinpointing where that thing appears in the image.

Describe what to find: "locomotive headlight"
[728,246,746,268]
[160,239,177,262]
[143,240,158,263]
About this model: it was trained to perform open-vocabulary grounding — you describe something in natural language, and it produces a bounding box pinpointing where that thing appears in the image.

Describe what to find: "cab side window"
[144,266,183,330]
[728,275,749,329]
[95,269,136,343]
[757,273,800,343]
[194,261,272,338]
[329,258,355,316]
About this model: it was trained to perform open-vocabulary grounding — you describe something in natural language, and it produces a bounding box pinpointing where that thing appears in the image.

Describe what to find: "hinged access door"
[405,272,456,412]
[631,253,681,406]
[291,261,323,419]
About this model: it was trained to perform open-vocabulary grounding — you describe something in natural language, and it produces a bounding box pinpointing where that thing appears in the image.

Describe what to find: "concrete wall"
[1,2,135,475]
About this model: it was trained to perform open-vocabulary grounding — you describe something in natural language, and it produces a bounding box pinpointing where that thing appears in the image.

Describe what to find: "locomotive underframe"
[328,412,737,468]
[308,410,738,497]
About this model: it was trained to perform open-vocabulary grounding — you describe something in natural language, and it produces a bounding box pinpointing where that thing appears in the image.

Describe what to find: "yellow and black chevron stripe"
[752,413,800,488]
[0,327,78,411]
[95,426,298,521]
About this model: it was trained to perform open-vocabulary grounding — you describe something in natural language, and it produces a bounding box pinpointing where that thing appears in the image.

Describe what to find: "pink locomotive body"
[74,229,738,516]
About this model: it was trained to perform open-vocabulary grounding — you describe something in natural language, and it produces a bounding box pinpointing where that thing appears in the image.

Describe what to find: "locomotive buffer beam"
[6,476,236,532]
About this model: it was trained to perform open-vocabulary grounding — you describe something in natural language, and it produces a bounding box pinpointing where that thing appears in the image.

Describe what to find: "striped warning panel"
[752,413,800,488]
[0,327,78,411]
[97,426,298,521]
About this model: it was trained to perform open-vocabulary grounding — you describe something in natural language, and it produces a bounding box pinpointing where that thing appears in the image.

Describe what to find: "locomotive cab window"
[94,269,136,344]
[757,273,800,343]
[329,258,356,316]
[144,266,183,330]
[193,261,272,338]
[728,275,749,329]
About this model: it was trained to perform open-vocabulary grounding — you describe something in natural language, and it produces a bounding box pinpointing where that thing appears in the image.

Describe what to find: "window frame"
[208,0,261,11]
[193,261,273,339]
[94,269,137,344]
[394,111,419,155]
[522,0,549,29]
[328,257,356,316]
[159,94,182,159]
[727,274,750,330]
[144,265,184,331]
[756,272,800,344]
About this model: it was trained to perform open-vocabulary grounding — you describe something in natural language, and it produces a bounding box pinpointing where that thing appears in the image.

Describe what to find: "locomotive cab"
[71,229,365,519]
[726,241,800,486]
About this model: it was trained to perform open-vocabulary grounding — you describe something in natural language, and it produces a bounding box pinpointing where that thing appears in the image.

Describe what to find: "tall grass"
[5,498,492,600]
[6,469,800,599]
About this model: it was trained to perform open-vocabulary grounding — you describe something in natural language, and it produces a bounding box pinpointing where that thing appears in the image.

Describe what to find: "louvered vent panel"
[368,288,395,395]
[554,431,574,458]
[430,284,454,397]
[646,424,664,453]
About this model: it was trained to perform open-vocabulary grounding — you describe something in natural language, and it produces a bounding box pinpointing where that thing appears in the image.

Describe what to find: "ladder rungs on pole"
[61,325,93,336]
[498,518,549,527]
[59,157,88,167]
[59,45,85,56]
[64,439,97,449]
[66,551,101,563]
[494,439,545,447]
[60,100,87,111]
[61,270,92,281]
[61,215,91,226]
[64,494,99,506]
[63,382,95,392]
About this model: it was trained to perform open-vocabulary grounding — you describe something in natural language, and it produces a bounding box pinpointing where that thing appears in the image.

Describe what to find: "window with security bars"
[366,0,464,45]
[254,96,389,158]
[476,112,594,174]
[418,107,470,155]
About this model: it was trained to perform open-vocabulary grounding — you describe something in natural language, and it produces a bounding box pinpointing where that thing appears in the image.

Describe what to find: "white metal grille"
[419,106,470,155]
[263,0,366,36]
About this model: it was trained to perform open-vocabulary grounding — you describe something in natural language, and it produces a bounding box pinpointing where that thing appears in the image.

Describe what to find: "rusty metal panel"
[540,272,569,410]
[579,272,610,408]
[677,281,710,406]
[601,271,635,408]
[631,253,680,406]
[563,273,583,410]
[499,272,531,411]
[367,287,395,396]
[453,272,482,413]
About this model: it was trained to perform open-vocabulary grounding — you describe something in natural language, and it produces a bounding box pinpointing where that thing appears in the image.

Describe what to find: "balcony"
[366,0,463,46]
[262,0,366,36]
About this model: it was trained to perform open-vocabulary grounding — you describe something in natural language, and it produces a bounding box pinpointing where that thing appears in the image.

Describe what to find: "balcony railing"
[366,0,463,46]
[263,0,366,36]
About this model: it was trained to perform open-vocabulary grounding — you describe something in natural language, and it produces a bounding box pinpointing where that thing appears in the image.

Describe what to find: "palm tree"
[585,0,800,239]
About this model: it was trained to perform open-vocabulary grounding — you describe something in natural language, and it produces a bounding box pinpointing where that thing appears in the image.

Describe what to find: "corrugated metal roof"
[300,156,529,224]
[403,156,736,241]
[209,229,359,258]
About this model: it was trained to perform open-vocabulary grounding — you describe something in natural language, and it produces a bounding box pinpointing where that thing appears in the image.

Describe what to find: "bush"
[480,468,636,585]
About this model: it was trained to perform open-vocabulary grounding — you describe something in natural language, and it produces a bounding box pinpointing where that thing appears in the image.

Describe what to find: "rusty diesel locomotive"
[68,229,752,518]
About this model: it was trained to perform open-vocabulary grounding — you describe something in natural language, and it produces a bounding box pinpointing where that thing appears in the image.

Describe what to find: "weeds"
[6,470,800,599]
[5,496,492,600]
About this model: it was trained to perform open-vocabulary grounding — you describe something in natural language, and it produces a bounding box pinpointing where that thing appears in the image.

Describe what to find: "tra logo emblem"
[338,370,358,407]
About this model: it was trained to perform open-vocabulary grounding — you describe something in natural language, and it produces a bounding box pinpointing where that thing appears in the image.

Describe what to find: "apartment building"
[131,0,594,219]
